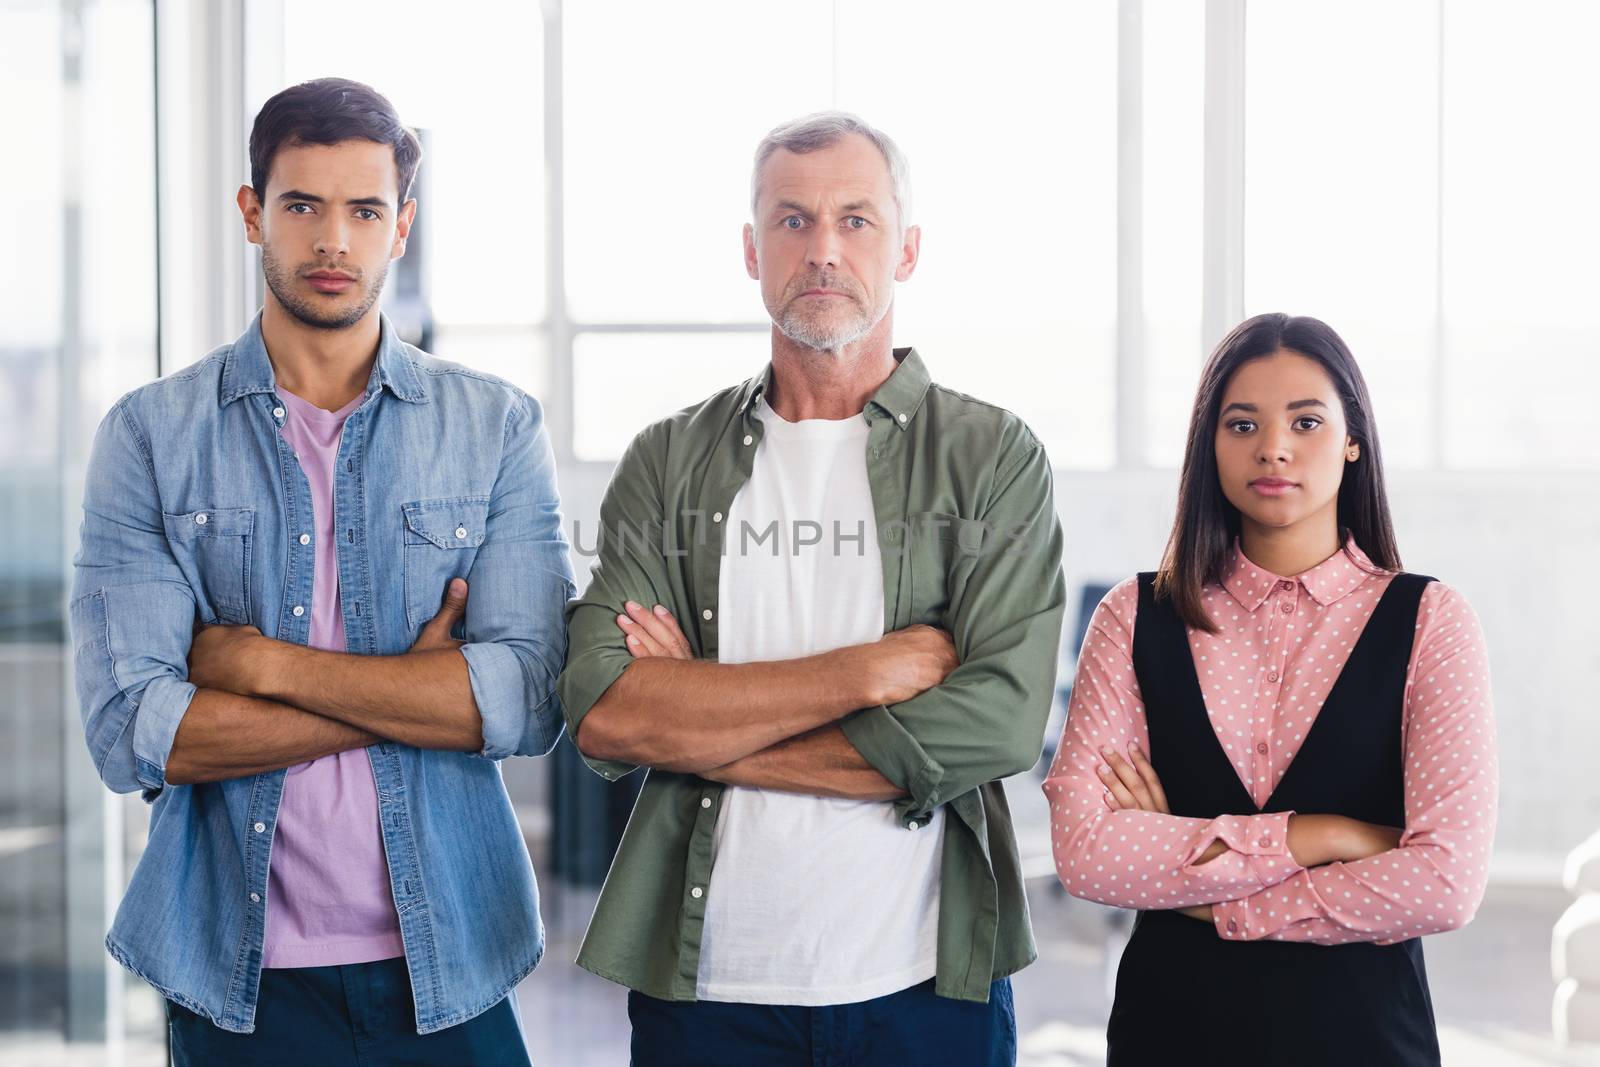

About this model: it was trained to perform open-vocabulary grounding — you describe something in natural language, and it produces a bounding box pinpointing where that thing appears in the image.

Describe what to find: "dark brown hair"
[249,78,423,204]
[1155,312,1402,633]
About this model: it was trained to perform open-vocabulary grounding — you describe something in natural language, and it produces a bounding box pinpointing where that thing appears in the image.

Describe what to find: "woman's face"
[1214,349,1357,538]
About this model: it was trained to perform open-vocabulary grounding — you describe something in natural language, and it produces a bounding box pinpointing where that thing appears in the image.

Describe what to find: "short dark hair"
[1155,313,1402,633]
[249,77,423,205]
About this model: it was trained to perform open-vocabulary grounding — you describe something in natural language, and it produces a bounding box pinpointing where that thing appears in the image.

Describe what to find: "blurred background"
[3,0,1598,1064]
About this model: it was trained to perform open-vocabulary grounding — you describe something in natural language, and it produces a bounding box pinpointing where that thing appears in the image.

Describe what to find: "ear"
[237,185,264,245]
[743,222,759,280]
[894,223,921,283]
[1345,435,1361,461]
[391,198,417,259]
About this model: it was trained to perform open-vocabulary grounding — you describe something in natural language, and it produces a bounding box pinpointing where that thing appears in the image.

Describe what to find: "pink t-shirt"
[261,387,405,968]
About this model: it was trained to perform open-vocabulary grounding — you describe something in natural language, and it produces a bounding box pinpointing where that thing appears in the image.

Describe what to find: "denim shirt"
[69,313,576,1034]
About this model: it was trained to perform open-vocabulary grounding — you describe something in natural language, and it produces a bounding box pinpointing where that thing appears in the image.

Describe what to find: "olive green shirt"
[557,347,1067,1003]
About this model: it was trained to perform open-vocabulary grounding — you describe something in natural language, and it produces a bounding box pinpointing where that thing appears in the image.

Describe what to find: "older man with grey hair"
[558,111,1066,1065]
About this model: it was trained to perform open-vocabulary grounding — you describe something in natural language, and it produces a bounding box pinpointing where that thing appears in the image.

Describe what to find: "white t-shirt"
[695,397,944,1006]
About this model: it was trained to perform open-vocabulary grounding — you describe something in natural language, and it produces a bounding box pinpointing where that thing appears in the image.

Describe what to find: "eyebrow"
[771,199,880,217]
[1221,398,1329,415]
[277,190,391,208]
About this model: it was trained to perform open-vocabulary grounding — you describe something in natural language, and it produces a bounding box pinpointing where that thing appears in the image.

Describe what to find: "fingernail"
[1099,745,1112,756]
[1098,764,1111,776]
[617,615,630,626]
[653,605,668,616]
[1129,742,1142,756]
[624,601,638,611]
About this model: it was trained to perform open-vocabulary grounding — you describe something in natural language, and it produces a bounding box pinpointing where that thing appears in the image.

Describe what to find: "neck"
[765,309,898,422]
[259,294,380,410]
[1239,511,1343,578]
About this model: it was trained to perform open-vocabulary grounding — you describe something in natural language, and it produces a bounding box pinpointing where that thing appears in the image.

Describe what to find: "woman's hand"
[615,601,694,660]
[1096,742,1169,814]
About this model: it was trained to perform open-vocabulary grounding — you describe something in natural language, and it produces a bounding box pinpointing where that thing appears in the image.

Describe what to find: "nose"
[313,218,350,260]
[1256,425,1291,466]
[805,225,841,271]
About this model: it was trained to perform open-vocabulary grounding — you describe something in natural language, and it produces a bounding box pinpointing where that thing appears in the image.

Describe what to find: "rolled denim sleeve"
[462,393,577,760]
[70,402,200,798]
[556,426,675,780]
[842,432,1066,826]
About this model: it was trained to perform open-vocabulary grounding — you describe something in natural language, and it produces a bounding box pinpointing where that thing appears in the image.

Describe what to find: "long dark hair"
[1155,313,1401,633]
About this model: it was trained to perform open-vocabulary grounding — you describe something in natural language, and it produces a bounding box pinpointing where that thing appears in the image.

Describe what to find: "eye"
[845,216,868,229]
[287,203,313,214]
[1293,416,1323,431]
[355,208,380,221]
[782,215,805,230]
[1226,419,1257,434]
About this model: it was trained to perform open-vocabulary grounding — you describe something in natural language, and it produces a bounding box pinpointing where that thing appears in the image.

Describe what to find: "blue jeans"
[628,978,1016,1067]
[167,957,532,1066]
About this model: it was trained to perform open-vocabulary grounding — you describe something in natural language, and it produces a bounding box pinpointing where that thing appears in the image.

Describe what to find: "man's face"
[744,133,919,352]
[237,139,415,331]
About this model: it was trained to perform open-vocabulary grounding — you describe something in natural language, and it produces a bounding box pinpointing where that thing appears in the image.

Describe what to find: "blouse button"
[1278,580,1294,591]
[1256,742,1269,755]
[1258,835,1272,848]
[1280,602,1293,614]
[1227,919,1238,935]
[1267,671,1279,683]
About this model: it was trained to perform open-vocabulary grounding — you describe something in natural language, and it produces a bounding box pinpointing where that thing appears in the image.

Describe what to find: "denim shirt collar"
[219,311,429,408]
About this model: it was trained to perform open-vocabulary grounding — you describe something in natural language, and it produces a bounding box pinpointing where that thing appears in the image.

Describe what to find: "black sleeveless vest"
[1105,571,1441,1067]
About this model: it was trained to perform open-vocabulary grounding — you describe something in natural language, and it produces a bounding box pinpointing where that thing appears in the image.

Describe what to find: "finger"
[1127,742,1170,814]
[627,601,691,659]
[616,610,669,658]
[621,602,673,654]
[1096,759,1139,810]
[1102,748,1155,811]
[423,579,469,635]
[648,604,694,658]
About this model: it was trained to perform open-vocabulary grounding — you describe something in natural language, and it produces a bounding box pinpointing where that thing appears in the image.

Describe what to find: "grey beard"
[775,303,875,352]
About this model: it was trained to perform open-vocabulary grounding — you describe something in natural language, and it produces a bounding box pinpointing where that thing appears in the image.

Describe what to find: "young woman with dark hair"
[1043,313,1497,1065]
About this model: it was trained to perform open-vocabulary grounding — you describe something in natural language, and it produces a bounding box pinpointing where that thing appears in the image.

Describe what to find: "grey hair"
[750,111,913,230]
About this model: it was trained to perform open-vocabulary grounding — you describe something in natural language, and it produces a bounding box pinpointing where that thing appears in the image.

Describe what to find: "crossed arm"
[165,581,480,784]
[582,598,921,799]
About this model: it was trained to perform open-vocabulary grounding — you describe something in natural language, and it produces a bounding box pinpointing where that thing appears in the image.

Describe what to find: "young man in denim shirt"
[69,78,572,1064]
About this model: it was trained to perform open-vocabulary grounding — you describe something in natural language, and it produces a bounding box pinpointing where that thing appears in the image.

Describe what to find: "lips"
[306,271,355,293]
[1249,478,1298,497]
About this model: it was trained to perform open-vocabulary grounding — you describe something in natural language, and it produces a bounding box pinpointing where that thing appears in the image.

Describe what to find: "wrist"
[1287,813,1349,867]
[247,636,294,701]
[824,645,882,709]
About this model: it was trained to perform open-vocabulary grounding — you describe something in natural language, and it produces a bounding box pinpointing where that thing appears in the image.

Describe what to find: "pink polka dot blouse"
[1041,539,1498,945]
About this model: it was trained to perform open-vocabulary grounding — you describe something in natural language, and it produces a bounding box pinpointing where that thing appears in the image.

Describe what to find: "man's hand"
[858,624,959,705]
[413,579,469,652]
[616,601,693,660]
[187,623,268,694]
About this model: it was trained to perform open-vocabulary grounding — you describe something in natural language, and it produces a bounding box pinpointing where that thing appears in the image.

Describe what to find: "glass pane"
[1243,0,1439,467]
[572,332,765,461]
[1440,0,1600,468]
[279,1,545,326]
[1142,0,1207,467]
[563,2,829,324]
[836,0,1119,469]
[431,325,548,401]
[0,0,161,1061]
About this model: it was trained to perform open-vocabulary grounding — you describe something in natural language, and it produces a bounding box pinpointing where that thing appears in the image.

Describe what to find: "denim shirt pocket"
[162,507,254,624]
[402,496,490,630]
[906,511,988,627]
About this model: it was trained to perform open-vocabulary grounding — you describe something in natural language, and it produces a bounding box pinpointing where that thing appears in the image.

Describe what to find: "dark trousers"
[168,956,532,1067]
[628,978,1016,1067]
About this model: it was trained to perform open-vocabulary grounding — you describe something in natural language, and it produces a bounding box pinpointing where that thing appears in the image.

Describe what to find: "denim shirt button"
[690,886,703,899]
[254,822,266,833]
[194,513,207,526]
[249,892,260,903]
[298,533,311,546]
[292,605,305,617]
